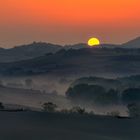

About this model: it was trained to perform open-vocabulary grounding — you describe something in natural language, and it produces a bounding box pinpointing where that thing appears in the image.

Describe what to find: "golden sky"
[0,0,139,47]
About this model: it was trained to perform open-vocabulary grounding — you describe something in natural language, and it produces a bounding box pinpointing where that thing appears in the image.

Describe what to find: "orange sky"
[0,0,139,47]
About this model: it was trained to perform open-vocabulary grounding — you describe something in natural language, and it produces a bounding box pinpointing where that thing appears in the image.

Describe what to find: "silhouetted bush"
[42,102,57,112]
[70,106,85,114]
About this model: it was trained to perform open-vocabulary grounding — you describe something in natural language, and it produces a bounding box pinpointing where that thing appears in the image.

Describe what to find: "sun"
[88,37,100,47]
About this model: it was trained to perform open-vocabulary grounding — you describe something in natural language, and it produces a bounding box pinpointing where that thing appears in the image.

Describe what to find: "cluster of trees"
[66,84,140,105]
[66,84,119,104]
[0,101,139,118]
[42,102,86,115]
[42,102,140,118]
[42,102,57,112]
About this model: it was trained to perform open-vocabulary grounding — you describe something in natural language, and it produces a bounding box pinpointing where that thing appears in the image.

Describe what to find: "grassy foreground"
[0,111,139,140]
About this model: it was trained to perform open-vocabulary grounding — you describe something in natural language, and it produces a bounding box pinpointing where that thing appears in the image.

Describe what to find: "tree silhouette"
[42,102,57,112]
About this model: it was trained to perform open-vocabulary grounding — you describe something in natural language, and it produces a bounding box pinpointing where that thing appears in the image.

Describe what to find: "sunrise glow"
[0,0,139,47]
[88,38,100,47]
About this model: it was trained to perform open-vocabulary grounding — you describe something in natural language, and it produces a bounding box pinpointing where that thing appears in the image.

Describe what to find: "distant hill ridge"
[1,45,140,76]
[0,36,139,62]
[122,37,140,48]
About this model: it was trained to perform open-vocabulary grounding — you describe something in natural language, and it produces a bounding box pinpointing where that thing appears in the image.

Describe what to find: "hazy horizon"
[0,0,140,48]
[0,35,139,49]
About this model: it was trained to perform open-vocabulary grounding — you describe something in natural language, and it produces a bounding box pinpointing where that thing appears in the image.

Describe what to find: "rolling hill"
[0,47,140,77]
[0,42,61,62]
[0,36,139,63]
[122,37,140,48]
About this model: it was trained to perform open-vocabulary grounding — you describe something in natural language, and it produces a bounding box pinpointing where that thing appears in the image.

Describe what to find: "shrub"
[70,106,85,114]
[42,102,57,112]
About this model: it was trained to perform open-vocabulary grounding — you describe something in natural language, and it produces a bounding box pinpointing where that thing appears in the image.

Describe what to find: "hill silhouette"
[0,42,61,62]
[0,47,140,76]
[0,36,139,62]
[122,37,140,48]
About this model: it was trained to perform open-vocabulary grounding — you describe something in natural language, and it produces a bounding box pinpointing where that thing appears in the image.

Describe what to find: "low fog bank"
[0,74,140,116]
[0,73,137,95]
[0,75,74,95]
[0,85,128,116]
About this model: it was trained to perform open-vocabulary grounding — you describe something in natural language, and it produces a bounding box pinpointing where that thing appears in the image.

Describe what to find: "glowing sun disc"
[88,38,100,47]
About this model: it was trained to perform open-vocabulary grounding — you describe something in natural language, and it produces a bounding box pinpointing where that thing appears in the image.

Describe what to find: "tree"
[66,84,119,104]
[66,84,106,102]
[42,102,57,112]
[127,103,140,117]
[70,106,85,114]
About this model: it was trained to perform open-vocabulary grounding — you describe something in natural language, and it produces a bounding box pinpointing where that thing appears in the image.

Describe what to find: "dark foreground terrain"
[0,112,139,140]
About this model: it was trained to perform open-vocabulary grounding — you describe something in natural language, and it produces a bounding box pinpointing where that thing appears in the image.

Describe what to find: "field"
[0,111,139,140]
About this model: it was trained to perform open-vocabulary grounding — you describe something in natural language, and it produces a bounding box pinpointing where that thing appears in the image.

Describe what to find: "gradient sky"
[0,0,139,48]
